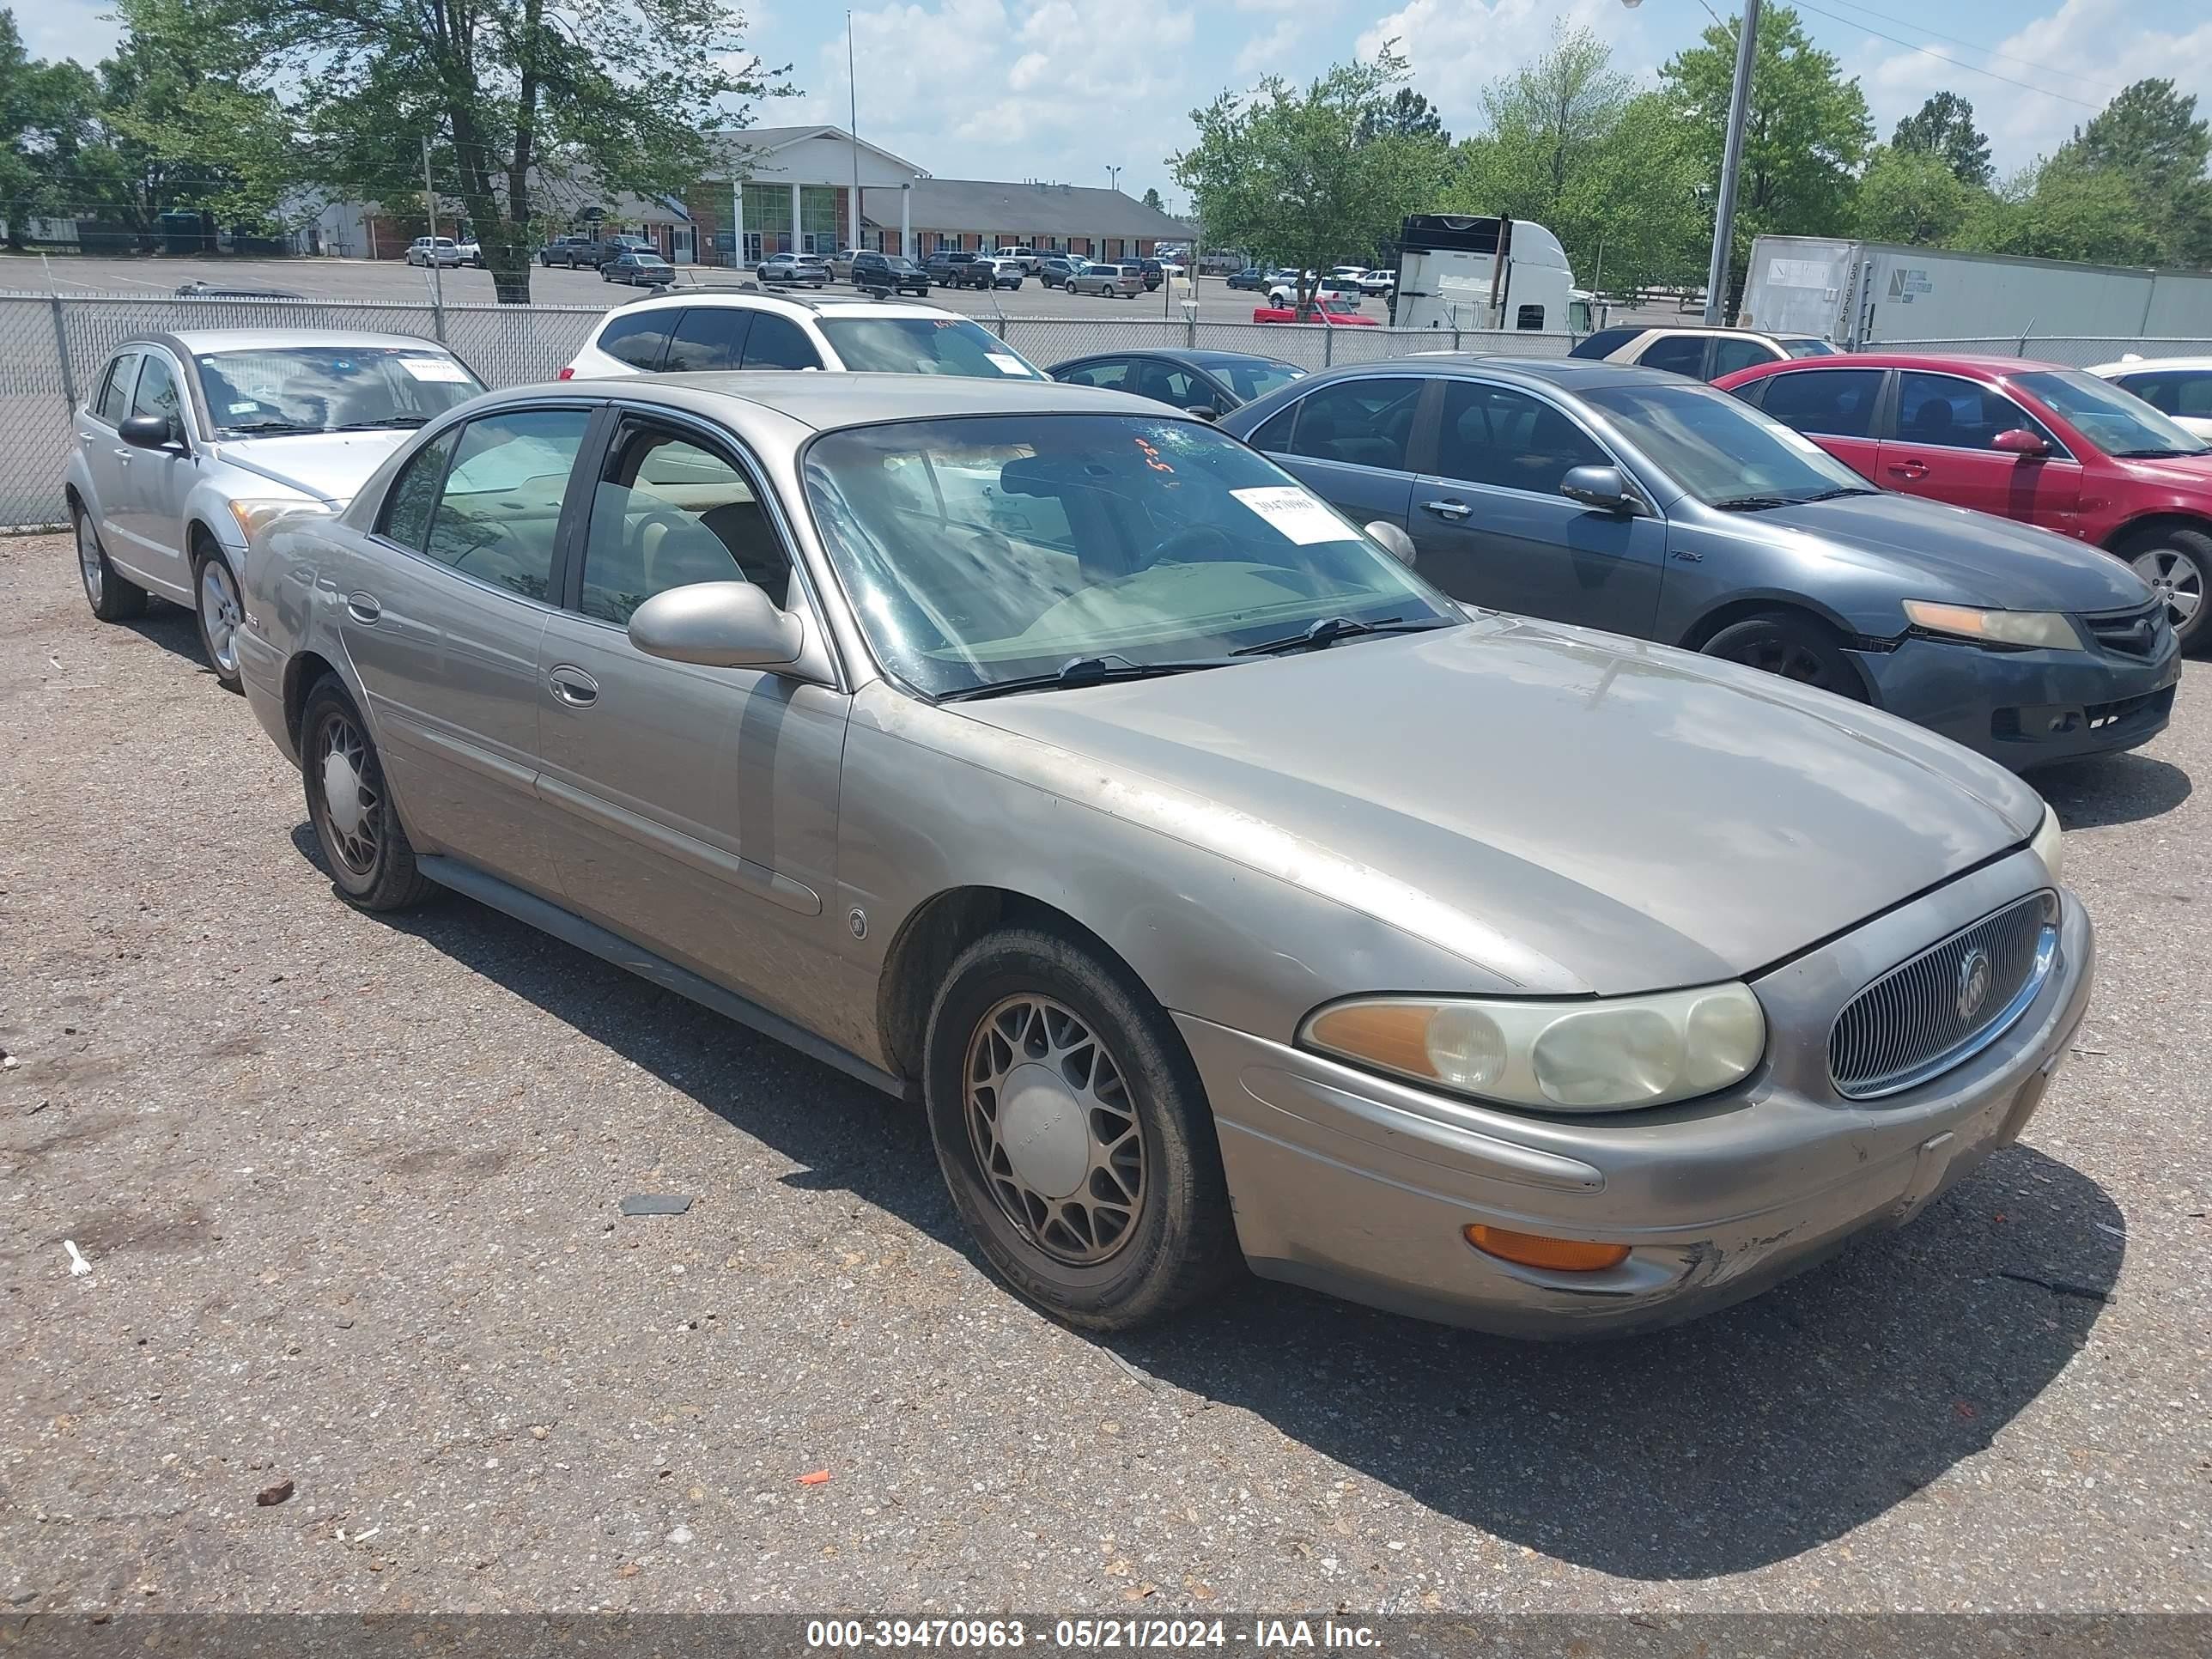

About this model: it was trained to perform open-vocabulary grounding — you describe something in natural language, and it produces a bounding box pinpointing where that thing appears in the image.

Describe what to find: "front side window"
[1754,367,1884,440]
[1581,381,1875,506]
[1709,337,1778,380]
[802,414,1456,698]
[1515,304,1546,331]
[817,317,1041,379]
[194,347,483,436]
[1433,381,1608,495]
[132,353,183,424]
[2012,368,2206,458]
[1282,378,1422,473]
[662,307,751,373]
[420,409,591,600]
[1895,371,2061,452]
[596,311,675,371]
[742,313,823,371]
[579,423,790,624]
[94,353,138,424]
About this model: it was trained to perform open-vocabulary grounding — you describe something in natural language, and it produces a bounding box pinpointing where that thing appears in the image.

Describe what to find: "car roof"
[2088,356,2212,374]
[1291,354,1701,393]
[528,371,1172,433]
[606,289,945,320]
[118,329,466,356]
[1826,352,2073,374]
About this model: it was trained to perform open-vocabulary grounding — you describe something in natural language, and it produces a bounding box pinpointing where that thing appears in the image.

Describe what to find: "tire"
[2118,524,2210,652]
[73,501,149,623]
[300,678,434,912]
[191,539,245,695]
[922,926,1239,1332]
[1700,611,1867,701]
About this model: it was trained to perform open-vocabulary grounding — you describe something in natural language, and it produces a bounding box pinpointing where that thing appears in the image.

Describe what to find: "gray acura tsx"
[236,374,2089,1337]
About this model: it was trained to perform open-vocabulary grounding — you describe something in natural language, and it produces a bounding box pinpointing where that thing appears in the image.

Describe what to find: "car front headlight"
[1300,982,1766,1113]
[1904,599,2081,651]
[2030,801,2064,885]
[228,497,331,543]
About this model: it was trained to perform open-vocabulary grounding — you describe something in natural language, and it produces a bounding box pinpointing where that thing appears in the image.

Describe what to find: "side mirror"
[1184,404,1221,422]
[1559,464,1638,514]
[120,413,180,450]
[1992,428,2049,457]
[627,581,804,669]
[1364,520,1419,568]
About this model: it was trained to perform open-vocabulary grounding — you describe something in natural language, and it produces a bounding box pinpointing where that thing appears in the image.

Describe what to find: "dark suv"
[851,252,932,296]
[1135,258,1166,291]
[925,251,994,289]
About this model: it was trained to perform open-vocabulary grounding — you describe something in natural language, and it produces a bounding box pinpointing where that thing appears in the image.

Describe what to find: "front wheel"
[301,680,434,912]
[2119,526,2209,651]
[1700,611,1866,701]
[192,544,245,694]
[923,927,1239,1331]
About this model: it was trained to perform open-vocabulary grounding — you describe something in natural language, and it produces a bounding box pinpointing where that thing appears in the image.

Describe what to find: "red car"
[1252,298,1377,327]
[1717,352,2211,650]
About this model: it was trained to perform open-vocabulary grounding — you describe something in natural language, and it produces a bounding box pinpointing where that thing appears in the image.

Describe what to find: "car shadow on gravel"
[2036,751,2191,829]
[120,597,218,682]
[299,826,2121,1584]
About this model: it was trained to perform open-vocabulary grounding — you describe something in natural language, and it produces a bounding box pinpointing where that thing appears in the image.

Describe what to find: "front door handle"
[1421,498,1473,521]
[547,665,599,708]
[1887,461,1928,480]
[345,592,382,623]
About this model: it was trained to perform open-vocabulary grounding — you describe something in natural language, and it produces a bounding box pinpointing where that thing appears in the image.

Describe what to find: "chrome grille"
[2082,602,2167,659]
[1828,892,2057,1099]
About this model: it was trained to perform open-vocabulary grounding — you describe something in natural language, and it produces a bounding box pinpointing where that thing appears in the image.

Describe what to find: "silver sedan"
[64,329,487,692]
[234,374,2090,1337]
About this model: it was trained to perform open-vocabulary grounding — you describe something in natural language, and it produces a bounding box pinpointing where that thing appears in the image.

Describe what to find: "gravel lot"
[2,526,2207,1617]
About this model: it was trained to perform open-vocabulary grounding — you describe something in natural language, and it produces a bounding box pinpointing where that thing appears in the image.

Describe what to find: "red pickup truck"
[1252,297,1376,327]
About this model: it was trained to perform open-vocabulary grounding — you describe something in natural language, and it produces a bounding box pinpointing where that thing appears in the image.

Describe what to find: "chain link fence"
[4,289,1582,528]
[1875,336,2212,368]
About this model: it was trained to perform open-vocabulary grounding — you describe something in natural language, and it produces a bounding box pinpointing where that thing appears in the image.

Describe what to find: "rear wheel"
[73,503,148,623]
[923,927,1239,1331]
[191,540,245,694]
[2119,526,2209,651]
[1700,611,1866,701]
[301,679,434,911]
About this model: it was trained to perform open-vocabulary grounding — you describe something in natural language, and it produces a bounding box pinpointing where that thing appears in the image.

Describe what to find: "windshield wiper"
[1711,495,1796,512]
[1231,615,1447,656]
[334,416,432,430]
[221,421,318,434]
[2110,447,2208,459]
[1794,485,1880,501]
[938,653,1226,702]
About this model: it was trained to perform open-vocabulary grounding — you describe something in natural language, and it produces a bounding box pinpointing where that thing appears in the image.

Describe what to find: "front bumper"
[1182,855,2093,1339]
[1856,633,2178,769]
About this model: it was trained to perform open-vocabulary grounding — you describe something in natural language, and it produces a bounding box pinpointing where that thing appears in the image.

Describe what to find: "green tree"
[1140,186,1163,211]
[0,9,105,252]
[1892,91,1991,188]
[2048,78,2212,264]
[1356,86,1447,146]
[1474,23,1630,216]
[1170,43,1447,309]
[210,0,785,301]
[1853,143,1978,245]
[1959,160,2164,266]
[1661,5,1871,270]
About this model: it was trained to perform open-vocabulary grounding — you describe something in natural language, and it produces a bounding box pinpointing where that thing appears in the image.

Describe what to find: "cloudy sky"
[21,0,2212,206]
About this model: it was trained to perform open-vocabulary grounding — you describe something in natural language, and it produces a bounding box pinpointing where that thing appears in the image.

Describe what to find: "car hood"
[951,617,2045,997]
[1741,492,2149,611]
[2111,452,2212,490]
[212,431,417,505]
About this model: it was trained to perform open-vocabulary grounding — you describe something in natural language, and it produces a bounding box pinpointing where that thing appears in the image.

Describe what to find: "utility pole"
[421,135,446,336]
[1703,0,1759,325]
[848,12,864,252]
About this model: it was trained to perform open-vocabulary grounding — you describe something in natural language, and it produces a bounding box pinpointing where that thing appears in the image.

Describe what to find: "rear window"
[1568,326,1643,360]
[596,310,674,370]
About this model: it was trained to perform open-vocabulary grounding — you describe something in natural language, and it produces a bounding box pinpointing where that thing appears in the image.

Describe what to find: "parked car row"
[53,292,2184,1352]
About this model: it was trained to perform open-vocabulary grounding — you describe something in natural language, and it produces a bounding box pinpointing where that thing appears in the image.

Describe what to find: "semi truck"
[1390,215,1593,334]
[1740,234,2212,347]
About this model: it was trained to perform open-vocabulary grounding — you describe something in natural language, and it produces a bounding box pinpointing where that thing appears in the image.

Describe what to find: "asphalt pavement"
[1,530,2206,1616]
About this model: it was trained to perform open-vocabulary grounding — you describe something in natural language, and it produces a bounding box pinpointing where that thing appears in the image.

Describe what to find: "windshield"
[1581,381,1874,504]
[1212,360,1305,401]
[1783,338,1838,357]
[2013,368,2209,457]
[818,317,1045,380]
[195,346,485,436]
[802,414,1456,697]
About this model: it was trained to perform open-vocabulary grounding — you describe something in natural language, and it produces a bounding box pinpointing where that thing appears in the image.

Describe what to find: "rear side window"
[94,353,138,423]
[663,307,751,373]
[1283,378,1421,473]
[743,313,822,371]
[1757,368,1885,440]
[1636,335,1710,378]
[596,310,674,371]
[379,428,461,550]
[1710,337,1778,380]
[1057,359,1133,390]
[420,409,591,600]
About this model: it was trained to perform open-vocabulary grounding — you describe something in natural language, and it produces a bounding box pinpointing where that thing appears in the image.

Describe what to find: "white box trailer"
[1741,234,2212,346]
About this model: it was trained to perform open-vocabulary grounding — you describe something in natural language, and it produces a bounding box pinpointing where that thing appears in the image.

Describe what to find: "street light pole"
[1703,0,1759,325]
[1107,165,1121,193]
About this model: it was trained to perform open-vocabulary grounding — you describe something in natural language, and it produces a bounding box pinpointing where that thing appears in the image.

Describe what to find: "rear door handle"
[548,665,599,707]
[1887,461,1928,480]
[1421,499,1473,521]
[345,592,382,623]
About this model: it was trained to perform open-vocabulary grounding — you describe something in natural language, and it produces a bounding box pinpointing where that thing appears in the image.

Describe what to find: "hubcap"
[316,714,380,874]
[2132,548,2203,631]
[964,994,1145,1266]
[1718,631,1834,690]
[76,518,103,603]
[199,560,241,672]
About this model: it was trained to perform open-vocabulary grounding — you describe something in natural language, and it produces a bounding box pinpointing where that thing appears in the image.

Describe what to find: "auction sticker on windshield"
[400,356,473,382]
[1232,485,1357,545]
[985,353,1031,376]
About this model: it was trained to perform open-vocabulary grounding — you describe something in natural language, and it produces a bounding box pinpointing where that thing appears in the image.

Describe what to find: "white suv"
[562,289,1047,381]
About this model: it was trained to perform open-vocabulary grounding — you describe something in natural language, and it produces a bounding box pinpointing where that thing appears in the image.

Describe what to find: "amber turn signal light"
[1464,1224,1631,1273]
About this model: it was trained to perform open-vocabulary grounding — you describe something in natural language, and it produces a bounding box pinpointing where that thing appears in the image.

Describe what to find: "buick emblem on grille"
[1956,948,1995,1022]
